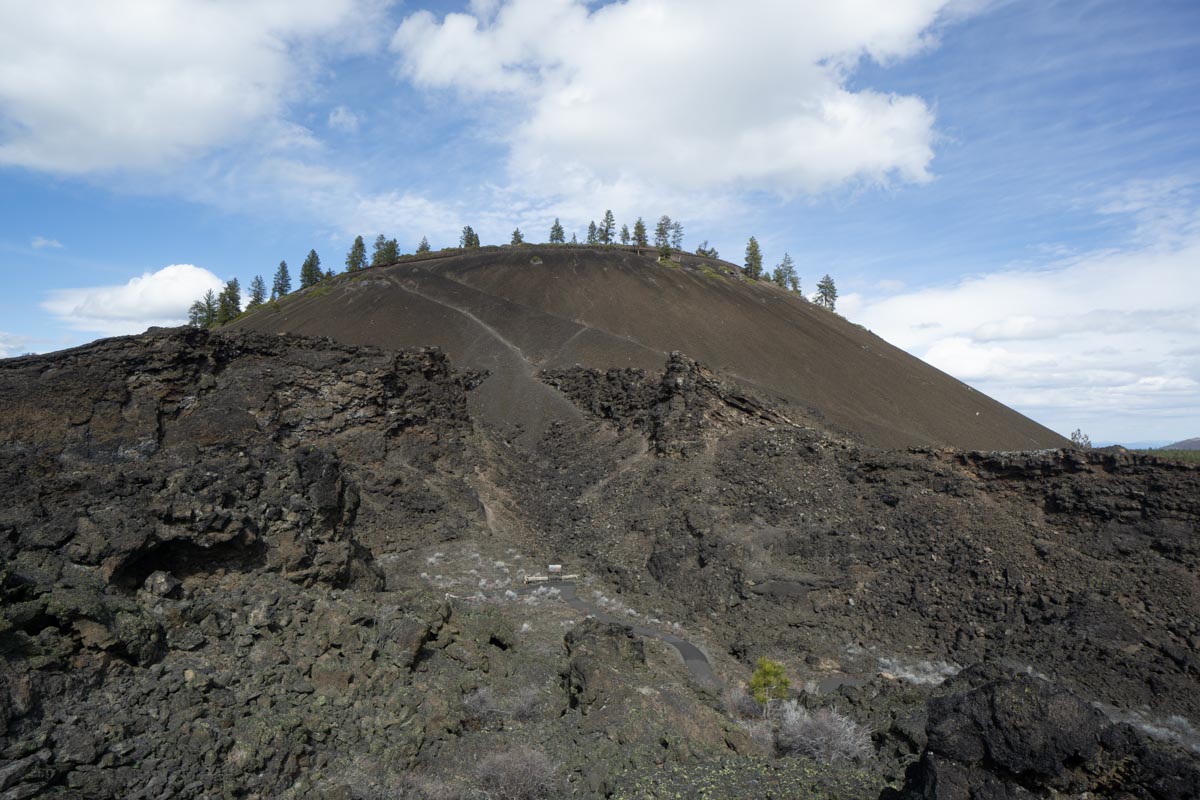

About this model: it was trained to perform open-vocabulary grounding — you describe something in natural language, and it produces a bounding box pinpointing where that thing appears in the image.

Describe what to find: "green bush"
[749,657,790,707]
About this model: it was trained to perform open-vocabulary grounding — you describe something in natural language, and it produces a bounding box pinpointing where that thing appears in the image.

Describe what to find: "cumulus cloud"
[847,204,1200,441]
[0,0,389,173]
[42,264,225,336]
[392,0,961,202]
[31,236,63,249]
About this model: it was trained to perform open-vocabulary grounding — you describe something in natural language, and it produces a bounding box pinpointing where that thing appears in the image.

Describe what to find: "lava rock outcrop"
[1,326,1196,799]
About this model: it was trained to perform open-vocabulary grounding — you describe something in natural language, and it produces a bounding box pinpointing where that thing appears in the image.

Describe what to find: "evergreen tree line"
[742,236,836,310]
[542,211,674,256]
[187,218,838,330]
[187,233,430,329]
[543,214,837,310]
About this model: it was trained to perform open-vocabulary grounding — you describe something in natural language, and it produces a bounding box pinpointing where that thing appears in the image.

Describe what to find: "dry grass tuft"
[775,701,871,762]
[474,745,558,800]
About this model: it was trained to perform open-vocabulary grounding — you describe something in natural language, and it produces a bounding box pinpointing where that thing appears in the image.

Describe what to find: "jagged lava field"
[1,245,1197,799]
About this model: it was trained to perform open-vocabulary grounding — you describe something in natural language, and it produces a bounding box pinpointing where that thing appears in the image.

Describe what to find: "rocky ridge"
[0,328,1196,799]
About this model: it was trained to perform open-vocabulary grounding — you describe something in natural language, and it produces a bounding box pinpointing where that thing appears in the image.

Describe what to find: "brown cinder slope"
[230,245,1067,450]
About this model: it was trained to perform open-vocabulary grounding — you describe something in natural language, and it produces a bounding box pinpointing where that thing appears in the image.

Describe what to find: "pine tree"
[203,290,218,324]
[670,220,684,249]
[371,235,400,266]
[416,236,432,253]
[749,657,790,708]
[460,226,480,248]
[816,274,838,310]
[549,218,565,244]
[695,241,719,259]
[247,275,267,308]
[300,250,322,289]
[633,217,648,248]
[215,278,241,325]
[654,215,672,249]
[620,224,631,245]
[586,221,598,244]
[570,232,578,245]
[272,261,291,298]
[600,210,615,244]
[772,253,796,289]
[744,237,763,279]
[788,273,800,293]
[345,235,367,272]
[188,292,215,328]
[511,227,524,245]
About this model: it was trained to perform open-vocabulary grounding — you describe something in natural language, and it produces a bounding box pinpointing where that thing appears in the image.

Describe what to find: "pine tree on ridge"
[346,236,367,272]
[744,237,763,279]
[300,250,322,289]
[272,261,291,298]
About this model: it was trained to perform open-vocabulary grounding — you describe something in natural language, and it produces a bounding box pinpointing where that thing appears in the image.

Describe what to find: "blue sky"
[1,0,1197,445]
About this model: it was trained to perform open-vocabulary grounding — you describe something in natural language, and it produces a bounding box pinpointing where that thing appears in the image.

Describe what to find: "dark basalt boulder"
[902,666,1200,799]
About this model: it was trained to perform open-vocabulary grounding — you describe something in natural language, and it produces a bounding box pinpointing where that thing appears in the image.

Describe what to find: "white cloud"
[351,190,458,243]
[392,0,962,204]
[849,209,1200,442]
[0,332,33,358]
[31,236,63,249]
[1096,177,1200,246]
[184,154,461,248]
[328,106,361,134]
[0,0,390,173]
[42,264,224,336]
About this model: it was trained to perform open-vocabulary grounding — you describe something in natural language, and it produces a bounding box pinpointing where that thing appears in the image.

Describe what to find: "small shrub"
[505,685,543,721]
[775,701,871,762]
[463,685,543,727]
[462,687,504,727]
[738,718,776,751]
[474,746,557,800]
[724,683,764,719]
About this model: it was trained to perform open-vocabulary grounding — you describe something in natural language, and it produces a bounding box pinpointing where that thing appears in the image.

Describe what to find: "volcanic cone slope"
[229,245,1067,450]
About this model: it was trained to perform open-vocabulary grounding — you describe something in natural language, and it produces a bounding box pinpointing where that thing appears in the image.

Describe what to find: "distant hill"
[1163,437,1200,450]
[229,244,1068,451]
